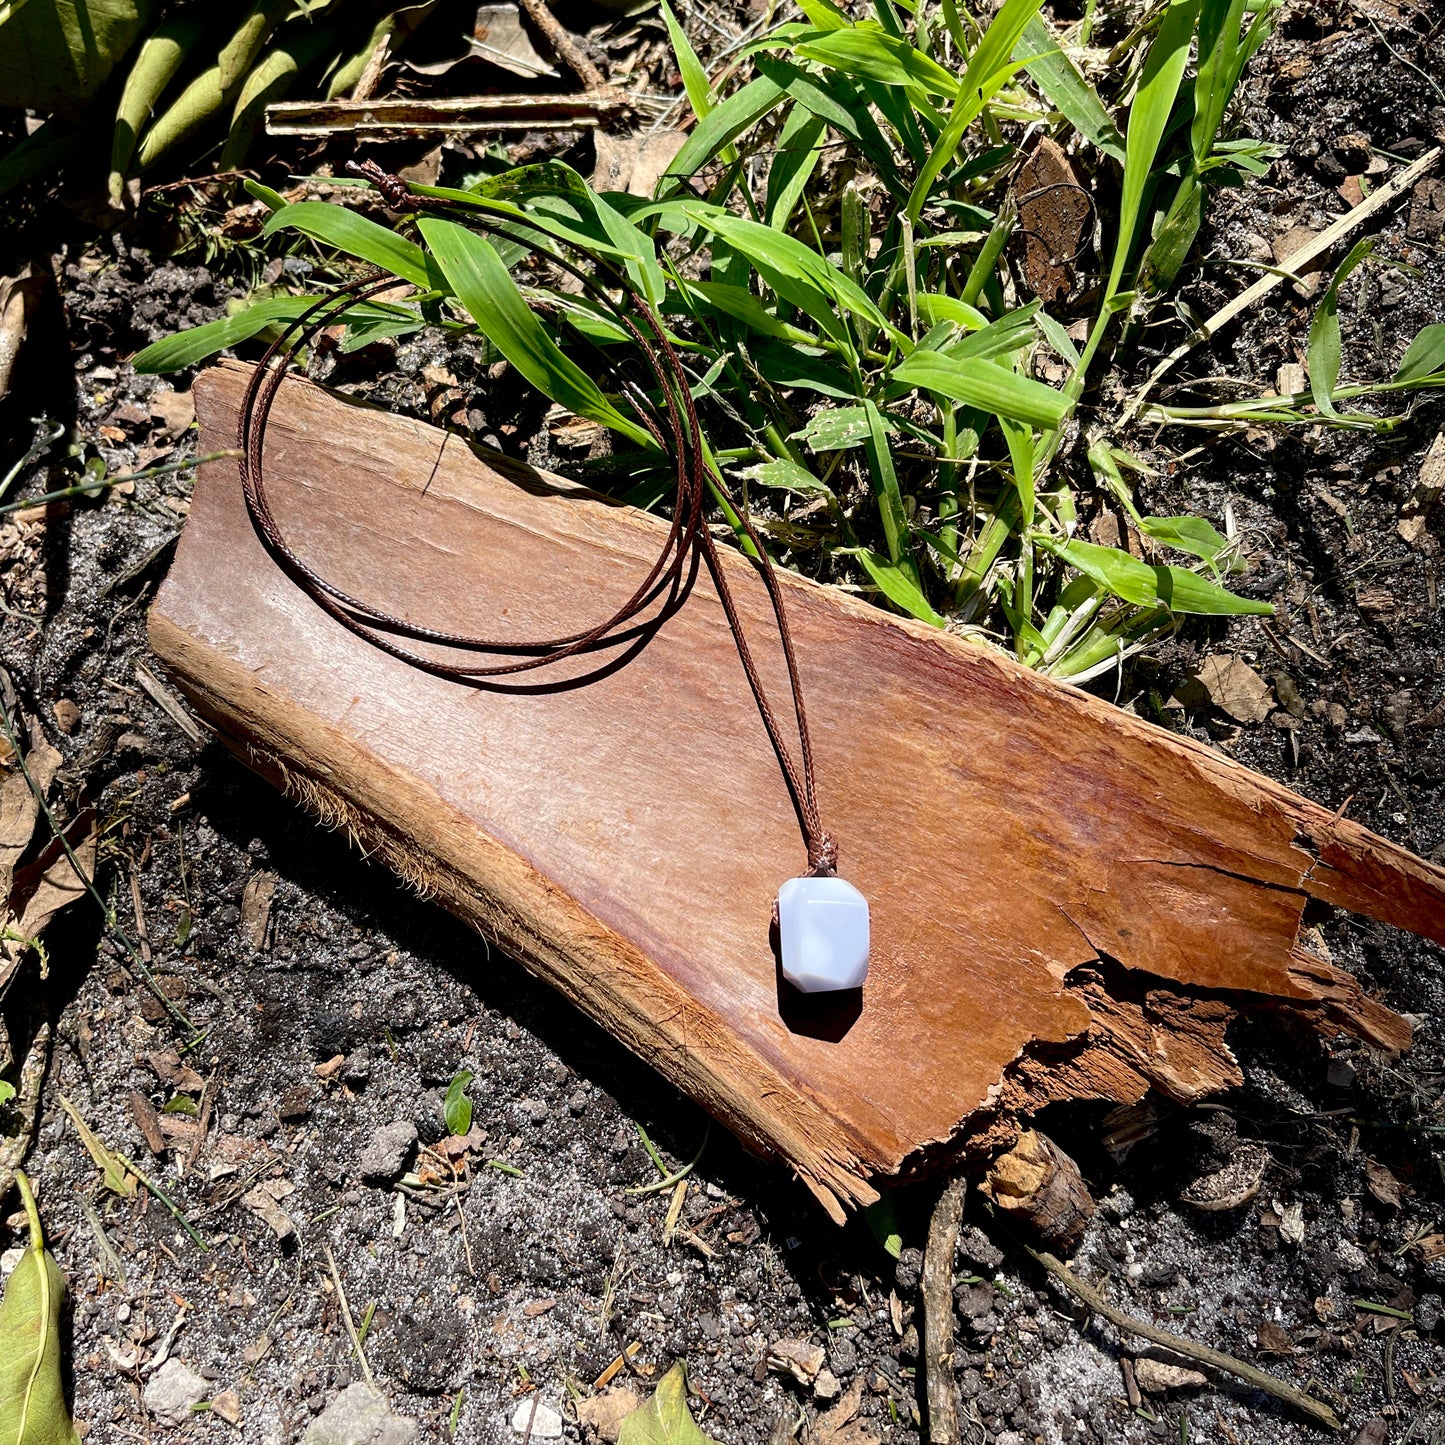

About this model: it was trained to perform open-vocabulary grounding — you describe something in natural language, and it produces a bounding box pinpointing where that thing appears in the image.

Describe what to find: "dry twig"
[1024,1243,1342,1430]
[922,1176,968,1444]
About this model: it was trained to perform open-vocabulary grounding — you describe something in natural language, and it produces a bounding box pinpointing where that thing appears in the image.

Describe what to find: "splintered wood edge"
[148,612,874,1221]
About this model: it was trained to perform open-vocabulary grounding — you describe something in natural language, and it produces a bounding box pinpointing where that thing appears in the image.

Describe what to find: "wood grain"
[149,363,1445,1215]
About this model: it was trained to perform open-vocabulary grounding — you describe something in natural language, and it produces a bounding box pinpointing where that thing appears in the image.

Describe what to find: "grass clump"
[138,0,1445,683]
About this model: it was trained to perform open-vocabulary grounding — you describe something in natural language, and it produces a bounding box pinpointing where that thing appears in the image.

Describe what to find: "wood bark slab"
[149,362,1445,1219]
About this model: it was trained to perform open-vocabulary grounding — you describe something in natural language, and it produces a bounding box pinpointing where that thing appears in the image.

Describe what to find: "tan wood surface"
[149,362,1445,1217]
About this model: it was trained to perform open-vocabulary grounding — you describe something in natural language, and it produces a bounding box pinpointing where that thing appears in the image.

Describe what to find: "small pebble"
[510,1399,563,1438]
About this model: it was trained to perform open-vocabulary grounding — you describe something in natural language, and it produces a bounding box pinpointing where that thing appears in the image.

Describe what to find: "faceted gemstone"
[776,876,870,993]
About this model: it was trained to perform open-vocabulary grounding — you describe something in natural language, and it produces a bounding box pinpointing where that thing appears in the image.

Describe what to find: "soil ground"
[1,2,1443,1444]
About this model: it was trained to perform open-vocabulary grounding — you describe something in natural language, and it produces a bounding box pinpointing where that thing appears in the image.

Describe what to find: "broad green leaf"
[906,0,1043,223]
[1138,515,1229,564]
[264,201,436,289]
[243,177,288,212]
[0,0,149,120]
[659,0,715,124]
[1017,13,1124,160]
[618,1363,718,1445]
[944,302,1041,363]
[1308,237,1375,418]
[917,293,989,331]
[765,106,826,230]
[680,205,896,344]
[58,1093,136,1197]
[1393,323,1445,384]
[679,281,815,343]
[131,296,417,373]
[792,0,849,30]
[738,457,835,494]
[849,547,946,625]
[1105,0,1199,298]
[752,55,904,196]
[444,1071,474,1137]
[0,1174,80,1445]
[418,217,654,449]
[750,341,859,400]
[795,24,959,97]
[0,1080,14,1105]
[660,75,786,194]
[891,352,1067,431]
[1039,537,1272,616]
[794,405,872,452]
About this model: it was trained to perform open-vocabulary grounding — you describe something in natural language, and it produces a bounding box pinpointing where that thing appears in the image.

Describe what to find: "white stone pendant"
[776,875,870,993]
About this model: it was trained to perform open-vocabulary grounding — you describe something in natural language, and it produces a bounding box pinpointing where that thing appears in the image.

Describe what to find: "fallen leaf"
[1133,1357,1207,1392]
[1174,655,1274,724]
[210,1388,242,1426]
[592,130,687,197]
[242,1181,296,1241]
[57,1093,137,1197]
[811,1376,881,1445]
[577,1385,640,1442]
[240,871,276,952]
[470,3,557,77]
[1365,1159,1403,1209]
[1256,1319,1296,1356]
[0,1171,81,1445]
[150,389,195,438]
[767,1338,826,1386]
[617,1362,717,1444]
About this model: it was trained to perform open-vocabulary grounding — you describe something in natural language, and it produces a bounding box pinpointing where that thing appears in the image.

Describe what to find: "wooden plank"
[149,363,1445,1217]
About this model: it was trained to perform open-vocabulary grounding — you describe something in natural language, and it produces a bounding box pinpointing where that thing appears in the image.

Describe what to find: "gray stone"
[510,1399,563,1438]
[143,1359,209,1425]
[303,1384,417,1445]
[358,1120,418,1182]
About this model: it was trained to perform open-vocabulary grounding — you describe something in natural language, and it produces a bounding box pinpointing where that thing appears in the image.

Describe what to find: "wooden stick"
[515,0,608,93]
[923,1177,968,1444]
[265,94,625,137]
[1024,1243,1341,1431]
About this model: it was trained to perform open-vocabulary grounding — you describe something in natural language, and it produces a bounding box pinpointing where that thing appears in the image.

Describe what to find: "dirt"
[2,1,1444,1443]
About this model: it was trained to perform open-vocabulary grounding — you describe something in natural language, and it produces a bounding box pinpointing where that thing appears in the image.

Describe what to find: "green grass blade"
[863,399,912,565]
[263,201,437,289]
[1105,0,1199,298]
[659,0,715,123]
[795,24,959,97]
[1039,536,1272,616]
[765,107,827,229]
[850,547,946,624]
[659,75,786,194]
[131,296,416,373]
[418,217,654,449]
[1017,13,1124,160]
[891,351,1067,431]
[1392,323,1445,383]
[905,0,1044,224]
[1308,237,1374,418]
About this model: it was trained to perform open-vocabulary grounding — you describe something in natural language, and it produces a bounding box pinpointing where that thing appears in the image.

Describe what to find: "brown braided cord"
[238,161,838,878]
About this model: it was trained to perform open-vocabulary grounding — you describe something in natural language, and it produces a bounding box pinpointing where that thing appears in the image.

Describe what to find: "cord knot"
[346,159,412,211]
[806,831,839,877]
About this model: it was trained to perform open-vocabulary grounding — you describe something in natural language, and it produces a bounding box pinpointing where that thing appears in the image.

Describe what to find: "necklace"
[237,160,869,997]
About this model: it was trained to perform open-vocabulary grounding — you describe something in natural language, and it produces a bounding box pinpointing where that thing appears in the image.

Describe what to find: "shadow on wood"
[149,362,1445,1220]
